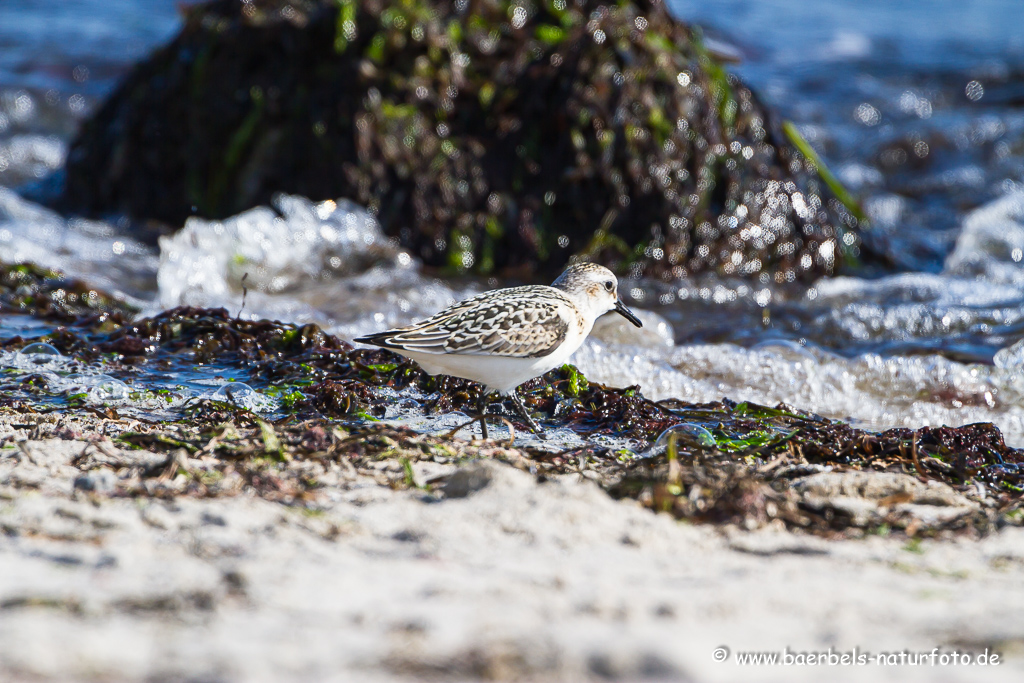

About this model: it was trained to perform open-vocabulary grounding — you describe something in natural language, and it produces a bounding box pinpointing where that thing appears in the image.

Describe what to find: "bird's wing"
[354,286,571,359]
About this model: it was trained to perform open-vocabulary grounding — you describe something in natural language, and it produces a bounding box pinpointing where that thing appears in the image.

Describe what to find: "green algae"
[782,121,868,225]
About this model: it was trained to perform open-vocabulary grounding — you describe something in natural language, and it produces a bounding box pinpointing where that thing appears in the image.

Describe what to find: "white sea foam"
[0,134,65,181]
[7,186,1024,445]
[575,339,1024,439]
[0,187,155,302]
[572,191,1024,445]
[155,194,406,310]
[151,193,471,333]
[0,351,196,412]
[945,191,1024,283]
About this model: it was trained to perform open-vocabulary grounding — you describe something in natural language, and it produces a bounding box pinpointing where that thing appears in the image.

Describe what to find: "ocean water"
[3,1,1024,443]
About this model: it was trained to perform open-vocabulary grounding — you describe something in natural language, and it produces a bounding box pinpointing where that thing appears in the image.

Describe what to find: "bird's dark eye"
[604,280,614,292]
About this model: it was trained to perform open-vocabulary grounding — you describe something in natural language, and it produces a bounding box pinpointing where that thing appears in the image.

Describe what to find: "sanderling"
[355,262,642,437]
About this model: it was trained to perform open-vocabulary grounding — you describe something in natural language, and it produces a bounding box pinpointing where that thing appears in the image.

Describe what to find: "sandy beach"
[2,418,1023,682]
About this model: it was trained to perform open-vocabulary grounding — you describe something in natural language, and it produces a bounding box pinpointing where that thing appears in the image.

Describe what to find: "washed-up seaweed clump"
[0,261,136,320]
[2,401,1018,537]
[2,306,1023,536]
[603,403,1022,533]
[61,0,871,282]
[0,305,679,432]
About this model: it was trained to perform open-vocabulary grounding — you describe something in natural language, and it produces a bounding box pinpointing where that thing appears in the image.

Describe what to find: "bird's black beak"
[614,299,643,328]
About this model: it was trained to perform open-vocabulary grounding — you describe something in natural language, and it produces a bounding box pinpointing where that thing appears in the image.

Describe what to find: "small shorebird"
[355,262,642,437]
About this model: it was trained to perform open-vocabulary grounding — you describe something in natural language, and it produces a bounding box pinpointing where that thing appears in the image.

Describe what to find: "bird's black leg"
[477,389,489,440]
[510,390,541,434]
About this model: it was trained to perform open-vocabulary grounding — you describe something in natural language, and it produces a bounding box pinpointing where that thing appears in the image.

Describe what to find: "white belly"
[397,326,586,394]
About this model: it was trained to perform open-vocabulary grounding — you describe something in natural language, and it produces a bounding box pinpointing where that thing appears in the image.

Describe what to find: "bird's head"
[552,262,642,327]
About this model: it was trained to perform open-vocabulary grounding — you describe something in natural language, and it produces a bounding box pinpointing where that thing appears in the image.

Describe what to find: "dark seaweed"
[0,262,136,321]
[3,304,1022,532]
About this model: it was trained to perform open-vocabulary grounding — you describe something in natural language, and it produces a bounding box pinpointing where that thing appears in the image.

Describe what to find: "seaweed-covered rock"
[0,261,137,320]
[62,0,869,282]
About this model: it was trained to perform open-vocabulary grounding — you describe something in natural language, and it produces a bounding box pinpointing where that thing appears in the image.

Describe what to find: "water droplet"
[89,375,130,402]
[13,343,66,369]
[649,423,716,455]
[18,342,62,358]
[965,80,984,102]
[212,382,256,403]
[62,373,91,392]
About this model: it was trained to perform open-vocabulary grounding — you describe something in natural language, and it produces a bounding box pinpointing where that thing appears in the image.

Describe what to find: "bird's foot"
[510,391,544,436]
[444,414,487,440]
[443,414,516,447]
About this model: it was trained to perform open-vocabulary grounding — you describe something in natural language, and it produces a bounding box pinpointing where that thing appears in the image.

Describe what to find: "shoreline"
[2,414,1024,681]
